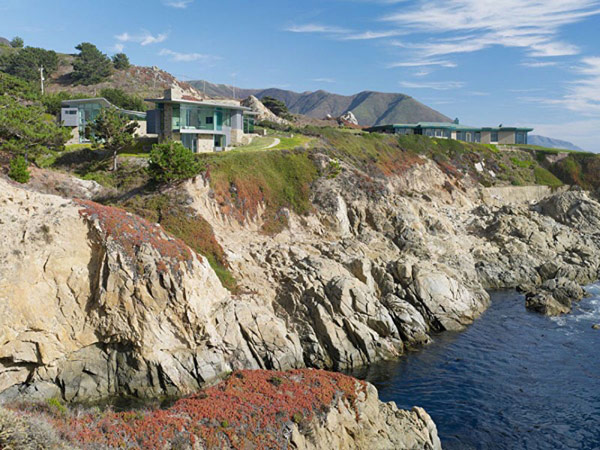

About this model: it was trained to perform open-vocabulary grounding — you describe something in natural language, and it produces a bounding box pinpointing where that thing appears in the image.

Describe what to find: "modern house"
[145,87,257,152]
[60,98,147,145]
[366,121,533,145]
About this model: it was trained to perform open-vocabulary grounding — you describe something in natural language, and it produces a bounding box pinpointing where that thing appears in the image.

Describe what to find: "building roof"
[145,96,252,111]
[368,122,533,132]
[61,98,146,119]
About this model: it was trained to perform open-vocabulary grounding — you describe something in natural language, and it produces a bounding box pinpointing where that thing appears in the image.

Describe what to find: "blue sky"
[2,0,600,150]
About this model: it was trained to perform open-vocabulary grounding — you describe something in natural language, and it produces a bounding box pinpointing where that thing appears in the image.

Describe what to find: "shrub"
[148,141,202,184]
[100,87,146,112]
[8,155,30,183]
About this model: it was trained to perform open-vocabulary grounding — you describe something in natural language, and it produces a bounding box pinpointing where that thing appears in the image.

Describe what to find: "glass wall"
[244,116,255,134]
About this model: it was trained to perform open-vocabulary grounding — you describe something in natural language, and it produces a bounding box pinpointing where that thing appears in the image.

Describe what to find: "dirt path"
[264,138,281,149]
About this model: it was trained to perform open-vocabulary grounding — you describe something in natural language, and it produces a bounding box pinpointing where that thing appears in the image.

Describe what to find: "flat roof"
[61,98,146,118]
[146,97,252,111]
[368,122,533,132]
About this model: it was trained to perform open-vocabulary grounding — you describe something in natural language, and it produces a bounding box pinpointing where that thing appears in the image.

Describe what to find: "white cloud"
[521,61,558,68]
[340,30,404,40]
[116,31,168,46]
[399,80,465,90]
[286,24,350,34]
[312,77,336,83]
[163,0,193,8]
[384,0,600,58]
[112,43,125,53]
[388,60,457,68]
[159,48,219,63]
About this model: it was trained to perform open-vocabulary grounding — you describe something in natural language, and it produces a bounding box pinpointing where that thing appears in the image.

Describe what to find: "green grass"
[273,135,313,150]
[534,166,563,188]
[198,148,318,234]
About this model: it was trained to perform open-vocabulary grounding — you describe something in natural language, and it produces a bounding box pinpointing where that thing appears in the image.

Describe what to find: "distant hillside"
[189,80,451,127]
[528,135,583,151]
[44,54,205,101]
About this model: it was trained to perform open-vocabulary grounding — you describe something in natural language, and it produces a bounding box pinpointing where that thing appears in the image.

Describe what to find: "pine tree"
[72,43,112,85]
[86,107,138,171]
[8,155,30,183]
[112,53,130,70]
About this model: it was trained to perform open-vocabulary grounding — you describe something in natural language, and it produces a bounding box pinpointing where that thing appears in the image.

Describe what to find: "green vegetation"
[87,107,139,171]
[273,134,312,150]
[112,52,130,70]
[72,42,112,85]
[0,71,38,100]
[8,155,30,183]
[99,87,146,111]
[121,194,237,291]
[1,46,59,82]
[534,166,563,188]
[10,36,24,49]
[199,148,318,234]
[147,141,202,184]
[261,96,294,120]
[0,95,70,160]
[550,153,600,191]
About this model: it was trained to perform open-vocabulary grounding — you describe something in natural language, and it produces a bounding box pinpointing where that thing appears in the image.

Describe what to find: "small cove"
[353,286,600,449]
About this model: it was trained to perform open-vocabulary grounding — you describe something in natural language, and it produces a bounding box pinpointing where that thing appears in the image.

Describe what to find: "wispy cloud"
[286,23,403,41]
[116,31,168,46]
[312,77,336,83]
[399,80,465,90]
[286,24,350,34]
[388,59,457,68]
[384,0,600,58]
[163,0,193,8]
[158,48,219,63]
[521,60,559,68]
[112,43,125,53]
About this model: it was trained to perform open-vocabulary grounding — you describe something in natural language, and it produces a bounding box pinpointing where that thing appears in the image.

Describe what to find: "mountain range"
[189,80,452,127]
[527,135,583,151]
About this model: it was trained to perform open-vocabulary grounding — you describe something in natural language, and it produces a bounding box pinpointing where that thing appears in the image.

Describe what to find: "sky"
[1,0,600,151]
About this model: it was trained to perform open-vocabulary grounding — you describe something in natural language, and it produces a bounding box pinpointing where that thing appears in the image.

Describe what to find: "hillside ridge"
[189,79,452,126]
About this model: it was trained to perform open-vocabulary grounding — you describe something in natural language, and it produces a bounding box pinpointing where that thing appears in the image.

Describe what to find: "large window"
[516,132,526,144]
[491,131,499,142]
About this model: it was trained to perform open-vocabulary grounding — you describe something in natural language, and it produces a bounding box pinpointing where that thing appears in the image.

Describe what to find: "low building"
[146,88,257,152]
[60,98,147,145]
[366,121,533,145]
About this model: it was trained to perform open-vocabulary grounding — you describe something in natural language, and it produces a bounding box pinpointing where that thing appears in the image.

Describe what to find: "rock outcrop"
[2,155,600,401]
[242,95,289,125]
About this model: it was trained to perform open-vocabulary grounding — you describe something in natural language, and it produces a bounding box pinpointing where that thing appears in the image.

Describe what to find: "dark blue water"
[354,287,600,450]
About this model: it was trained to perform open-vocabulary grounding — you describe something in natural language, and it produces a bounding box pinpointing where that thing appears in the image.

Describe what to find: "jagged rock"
[592,324,600,330]
[339,111,359,126]
[536,190,600,234]
[241,95,289,125]
[524,277,585,316]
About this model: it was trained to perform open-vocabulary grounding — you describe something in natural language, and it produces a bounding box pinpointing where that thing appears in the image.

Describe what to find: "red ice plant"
[30,369,367,450]
[74,199,193,275]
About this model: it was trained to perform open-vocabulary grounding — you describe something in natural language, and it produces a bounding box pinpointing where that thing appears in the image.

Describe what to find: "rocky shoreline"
[1,154,600,448]
[2,159,600,402]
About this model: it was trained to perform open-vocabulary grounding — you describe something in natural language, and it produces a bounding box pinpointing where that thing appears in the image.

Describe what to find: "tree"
[112,53,130,70]
[4,46,59,82]
[10,36,24,49]
[72,43,112,85]
[0,72,38,100]
[86,107,138,171]
[100,87,146,111]
[147,141,202,184]
[261,96,293,120]
[8,155,30,183]
[0,95,70,161]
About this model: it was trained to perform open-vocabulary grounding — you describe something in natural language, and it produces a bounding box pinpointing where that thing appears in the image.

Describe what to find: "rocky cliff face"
[1,153,600,403]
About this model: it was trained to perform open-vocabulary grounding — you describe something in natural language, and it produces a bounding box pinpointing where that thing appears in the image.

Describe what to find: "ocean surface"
[353,287,600,450]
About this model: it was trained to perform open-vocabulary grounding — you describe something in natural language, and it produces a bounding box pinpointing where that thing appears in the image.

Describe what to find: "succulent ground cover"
[75,198,193,275]
[9,369,367,450]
